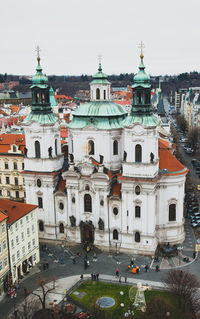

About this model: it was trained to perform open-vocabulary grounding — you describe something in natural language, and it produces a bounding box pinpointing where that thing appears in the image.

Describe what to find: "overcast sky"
[1,0,200,76]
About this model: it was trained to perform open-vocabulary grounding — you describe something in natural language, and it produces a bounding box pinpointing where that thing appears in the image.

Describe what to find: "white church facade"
[22,53,188,255]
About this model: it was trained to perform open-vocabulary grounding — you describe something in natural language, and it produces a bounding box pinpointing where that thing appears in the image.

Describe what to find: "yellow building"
[0,211,9,296]
[0,134,25,201]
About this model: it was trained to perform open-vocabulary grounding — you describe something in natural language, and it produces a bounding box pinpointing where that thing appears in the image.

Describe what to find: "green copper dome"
[132,54,151,89]
[74,101,127,117]
[30,57,48,89]
[90,63,110,85]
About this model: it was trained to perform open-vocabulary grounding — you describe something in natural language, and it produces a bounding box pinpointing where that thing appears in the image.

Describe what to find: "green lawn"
[70,280,188,319]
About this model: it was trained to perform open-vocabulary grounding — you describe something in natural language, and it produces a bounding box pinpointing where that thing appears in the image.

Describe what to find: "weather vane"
[138,41,145,58]
[35,45,41,60]
[98,54,102,65]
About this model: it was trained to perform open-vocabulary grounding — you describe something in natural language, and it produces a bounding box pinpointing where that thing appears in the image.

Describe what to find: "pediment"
[77,161,94,176]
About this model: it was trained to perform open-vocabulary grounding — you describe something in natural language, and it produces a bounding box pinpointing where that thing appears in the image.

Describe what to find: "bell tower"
[22,48,64,240]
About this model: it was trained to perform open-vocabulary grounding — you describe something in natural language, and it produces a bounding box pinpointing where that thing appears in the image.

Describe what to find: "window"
[135,144,142,163]
[14,177,18,186]
[113,140,118,155]
[15,223,18,230]
[27,228,30,236]
[55,139,58,156]
[28,242,31,251]
[16,191,19,199]
[96,88,100,100]
[32,239,35,247]
[135,232,140,242]
[72,197,75,204]
[22,246,25,255]
[31,212,33,219]
[0,261,2,271]
[5,162,8,169]
[12,255,15,263]
[104,90,106,99]
[85,185,90,191]
[21,232,24,241]
[135,206,141,218]
[13,162,17,170]
[26,215,29,222]
[32,224,35,233]
[17,250,20,260]
[59,223,64,233]
[6,177,10,184]
[113,207,118,215]
[137,92,142,104]
[37,179,41,188]
[4,257,7,267]
[100,200,104,206]
[13,145,17,152]
[7,191,10,196]
[135,185,140,195]
[39,221,44,232]
[2,223,5,233]
[113,229,118,240]
[0,190,2,196]
[38,197,43,209]
[35,140,41,158]
[16,236,19,245]
[22,163,24,170]
[59,202,64,210]
[3,240,6,250]
[33,253,36,261]
[145,93,150,104]
[169,204,176,221]
[84,194,92,212]
[11,239,14,248]
[88,140,94,155]
[20,219,23,226]
[0,177,1,184]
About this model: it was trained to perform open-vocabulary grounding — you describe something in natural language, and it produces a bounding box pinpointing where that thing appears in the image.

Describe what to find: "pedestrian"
[72,257,76,264]
[93,252,97,261]
[96,272,99,280]
[193,252,196,259]
[125,276,127,283]
[80,274,83,280]
[119,275,121,283]
[156,265,159,272]
[131,258,134,267]
[116,268,119,277]
[145,265,147,272]
[93,274,96,280]
[91,273,93,280]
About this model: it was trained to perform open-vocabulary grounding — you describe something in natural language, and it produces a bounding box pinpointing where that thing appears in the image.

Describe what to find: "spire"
[35,45,42,73]
[98,54,102,72]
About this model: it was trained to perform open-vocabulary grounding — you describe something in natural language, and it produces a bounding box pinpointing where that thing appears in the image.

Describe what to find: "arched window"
[135,144,142,163]
[84,194,92,212]
[88,140,94,155]
[169,204,176,221]
[37,179,41,187]
[35,141,41,158]
[59,202,64,210]
[135,185,140,195]
[113,140,118,155]
[145,93,149,104]
[38,197,43,209]
[59,223,64,233]
[55,139,58,156]
[96,88,100,100]
[135,232,140,242]
[137,92,142,104]
[13,162,17,170]
[135,206,141,218]
[113,207,118,215]
[104,90,106,100]
[113,229,118,240]
[39,221,44,232]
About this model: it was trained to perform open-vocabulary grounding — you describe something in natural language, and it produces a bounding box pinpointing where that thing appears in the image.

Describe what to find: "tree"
[142,296,172,319]
[188,127,200,150]
[163,269,200,312]
[176,114,188,133]
[26,278,56,310]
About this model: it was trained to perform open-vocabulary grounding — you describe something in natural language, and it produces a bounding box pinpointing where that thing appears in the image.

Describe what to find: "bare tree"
[188,127,200,150]
[26,278,56,310]
[176,114,188,133]
[163,269,200,312]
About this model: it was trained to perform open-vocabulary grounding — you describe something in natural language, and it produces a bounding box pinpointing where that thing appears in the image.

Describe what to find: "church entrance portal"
[80,221,95,244]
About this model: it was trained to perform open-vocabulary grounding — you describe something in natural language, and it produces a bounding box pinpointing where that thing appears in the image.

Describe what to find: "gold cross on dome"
[138,41,145,57]
[35,45,41,59]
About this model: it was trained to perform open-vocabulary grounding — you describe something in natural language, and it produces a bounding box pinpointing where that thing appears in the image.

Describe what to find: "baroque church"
[22,52,188,255]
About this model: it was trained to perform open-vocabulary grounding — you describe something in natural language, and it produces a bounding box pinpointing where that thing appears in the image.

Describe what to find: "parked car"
[192,222,200,228]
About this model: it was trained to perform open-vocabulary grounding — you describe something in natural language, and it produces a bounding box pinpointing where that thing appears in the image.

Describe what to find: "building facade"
[24,54,188,255]
[0,211,9,296]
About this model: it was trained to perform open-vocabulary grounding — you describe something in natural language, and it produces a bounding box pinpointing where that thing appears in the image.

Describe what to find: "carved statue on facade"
[98,218,104,231]
[48,146,52,158]
[69,153,74,163]
[123,151,127,162]
[70,215,76,227]
[24,147,28,157]
[150,152,154,163]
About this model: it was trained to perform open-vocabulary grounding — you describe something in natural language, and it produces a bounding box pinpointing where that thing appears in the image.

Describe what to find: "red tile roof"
[113,100,132,105]
[0,134,25,154]
[111,183,121,197]
[0,199,37,224]
[0,211,8,223]
[159,139,188,176]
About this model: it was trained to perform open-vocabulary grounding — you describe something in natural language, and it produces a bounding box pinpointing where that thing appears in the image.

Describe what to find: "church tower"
[23,51,64,239]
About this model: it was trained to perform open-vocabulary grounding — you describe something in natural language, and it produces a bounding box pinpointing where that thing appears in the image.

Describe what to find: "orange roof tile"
[0,211,7,223]
[111,183,121,197]
[57,179,66,192]
[10,105,20,113]
[159,139,188,175]
[0,199,37,224]
[0,134,25,154]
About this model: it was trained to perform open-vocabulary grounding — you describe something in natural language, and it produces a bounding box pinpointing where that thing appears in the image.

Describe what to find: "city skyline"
[1,0,200,76]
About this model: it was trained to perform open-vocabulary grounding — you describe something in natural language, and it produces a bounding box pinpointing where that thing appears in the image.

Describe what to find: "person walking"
[80,274,83,280]
[125,275,127,283]
[96,272,99,280]
[116,268,119,277]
